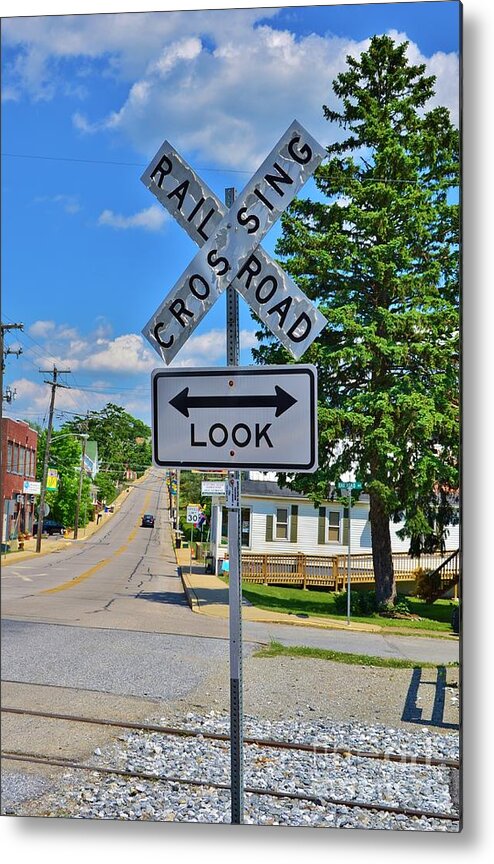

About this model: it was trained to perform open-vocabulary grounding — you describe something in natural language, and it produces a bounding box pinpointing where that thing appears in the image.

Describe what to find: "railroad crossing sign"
[152,365,317,471]
[141,120,327,363]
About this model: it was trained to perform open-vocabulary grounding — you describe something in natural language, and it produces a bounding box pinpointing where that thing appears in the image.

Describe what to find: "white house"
[209,473,459,567]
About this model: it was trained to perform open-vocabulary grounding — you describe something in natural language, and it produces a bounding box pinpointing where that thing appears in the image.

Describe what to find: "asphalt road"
[1,469,459,672]
[1,472,459,814]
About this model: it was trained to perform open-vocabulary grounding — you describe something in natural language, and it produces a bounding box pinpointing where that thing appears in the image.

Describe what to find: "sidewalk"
[175,549,459,640]
[176,547,390,633]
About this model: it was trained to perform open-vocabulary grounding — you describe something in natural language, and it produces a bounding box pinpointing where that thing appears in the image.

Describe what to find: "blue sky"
[1,0,461,428]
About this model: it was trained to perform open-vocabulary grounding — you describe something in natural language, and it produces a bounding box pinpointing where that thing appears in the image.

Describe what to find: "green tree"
[94,471,118,506]
[253,36,459,608]
[35,428,93,528]
[63,403,152,485]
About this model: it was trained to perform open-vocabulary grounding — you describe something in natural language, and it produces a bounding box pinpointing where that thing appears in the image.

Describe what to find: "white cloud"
[170,327,258,367]
[29,320,81,341]
[29,320,56,338]
[97,205,168,231]
[81,333,156,372]
[8,376,94,414]
[34,194,81,214]
[7,320,259,428]
[3,11,459,171]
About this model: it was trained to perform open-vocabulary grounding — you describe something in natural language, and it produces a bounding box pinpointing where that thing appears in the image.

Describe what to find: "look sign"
[141,120,327,363]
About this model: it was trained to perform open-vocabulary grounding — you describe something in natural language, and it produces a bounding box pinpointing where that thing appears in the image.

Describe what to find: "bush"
[334,590,378,616]
[391,596,412,615]
[414,567,442,603]
[334,590,412,617]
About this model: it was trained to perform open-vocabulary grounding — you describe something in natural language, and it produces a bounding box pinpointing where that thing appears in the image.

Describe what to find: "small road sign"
[338,481,363,491]
[201,481,226,496]
[23,481,41,495]
[141,120,326,364]
[186,504,200,525]
[152,365,317,471]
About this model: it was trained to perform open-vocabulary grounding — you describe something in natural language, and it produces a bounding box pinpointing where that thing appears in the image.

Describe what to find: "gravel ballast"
[2,654,460,831]
[7,710,460,832]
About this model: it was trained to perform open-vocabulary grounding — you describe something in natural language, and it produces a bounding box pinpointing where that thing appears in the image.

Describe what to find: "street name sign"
[339,481,363,491]
[152,365,317,471]
[142,120,326,364]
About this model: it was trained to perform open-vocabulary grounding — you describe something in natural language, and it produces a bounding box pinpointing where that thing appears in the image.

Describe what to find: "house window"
[327,510,341,543]
[19,446,26,477]
[7,442,13,472]
[221,507,251,548]
[13,443,19,474]
[275,507,289,540]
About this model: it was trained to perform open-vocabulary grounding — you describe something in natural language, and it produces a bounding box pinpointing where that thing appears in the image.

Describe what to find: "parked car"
[32,519,65,536]
[141,514,155,528]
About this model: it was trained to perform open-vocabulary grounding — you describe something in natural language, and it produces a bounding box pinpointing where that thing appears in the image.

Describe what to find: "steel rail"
[1,706,460,768]
[1,750,459,823]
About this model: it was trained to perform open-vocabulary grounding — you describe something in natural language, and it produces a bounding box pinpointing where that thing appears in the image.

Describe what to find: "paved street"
[1,468,460,818]
[1,469,458,665]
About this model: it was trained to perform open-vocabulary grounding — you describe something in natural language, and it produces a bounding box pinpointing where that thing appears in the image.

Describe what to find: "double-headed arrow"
[169,385,297,418]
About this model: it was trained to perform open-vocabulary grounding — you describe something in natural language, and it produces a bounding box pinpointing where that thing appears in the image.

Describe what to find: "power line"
[1,151,251,175]
[1,150,446,185]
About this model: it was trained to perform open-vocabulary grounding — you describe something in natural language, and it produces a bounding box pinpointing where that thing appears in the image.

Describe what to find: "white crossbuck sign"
[141,120,327,363]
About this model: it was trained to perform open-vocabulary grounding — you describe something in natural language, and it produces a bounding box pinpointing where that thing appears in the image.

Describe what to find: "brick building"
[1,417,38,543]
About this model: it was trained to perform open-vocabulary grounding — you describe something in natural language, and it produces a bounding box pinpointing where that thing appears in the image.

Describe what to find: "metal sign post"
[142,122,325,825]
[338,481,362,624]
[224,186,244,824]
[347,487,352,625]
[186,504,200,576]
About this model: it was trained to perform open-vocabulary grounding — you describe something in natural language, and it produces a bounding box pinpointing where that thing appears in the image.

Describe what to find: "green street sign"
[338,481,362,491]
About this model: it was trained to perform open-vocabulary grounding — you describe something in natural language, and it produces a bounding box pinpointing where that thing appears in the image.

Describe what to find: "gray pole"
[347,487,351,625]
[36,367,70,553]
[73,434,88,540]
[225,186,244,824]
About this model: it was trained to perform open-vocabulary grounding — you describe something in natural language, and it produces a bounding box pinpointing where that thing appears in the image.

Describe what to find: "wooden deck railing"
[241,550,460,594]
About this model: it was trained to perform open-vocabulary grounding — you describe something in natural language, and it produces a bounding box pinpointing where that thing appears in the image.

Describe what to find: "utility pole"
[1,322,24,405]
[73,410,92,540]
[73,433,88,540]
[36,367,70,552]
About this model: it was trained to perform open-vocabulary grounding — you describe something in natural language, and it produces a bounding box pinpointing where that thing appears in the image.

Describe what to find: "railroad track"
[1,706,460,824]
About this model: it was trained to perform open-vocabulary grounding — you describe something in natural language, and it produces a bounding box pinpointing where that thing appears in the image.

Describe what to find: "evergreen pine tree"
[254,36,460,608]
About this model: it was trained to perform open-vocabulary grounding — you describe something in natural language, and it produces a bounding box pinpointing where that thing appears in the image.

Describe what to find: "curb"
[178,566,204,613]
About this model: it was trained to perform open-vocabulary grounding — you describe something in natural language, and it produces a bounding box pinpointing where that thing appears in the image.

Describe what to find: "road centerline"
[39,492,153,595]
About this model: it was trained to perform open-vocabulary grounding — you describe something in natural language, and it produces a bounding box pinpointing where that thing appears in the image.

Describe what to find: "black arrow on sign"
[169,386,297,418]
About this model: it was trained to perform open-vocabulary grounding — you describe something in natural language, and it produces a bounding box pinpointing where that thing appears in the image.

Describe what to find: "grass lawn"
[238,581,458,633]
[254,640,459,669]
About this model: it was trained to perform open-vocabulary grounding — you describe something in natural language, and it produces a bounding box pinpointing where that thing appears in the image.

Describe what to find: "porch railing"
[241,550,460,594]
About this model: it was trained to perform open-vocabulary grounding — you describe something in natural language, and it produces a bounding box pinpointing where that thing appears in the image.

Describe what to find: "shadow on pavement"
[136,590,189,607]
[401,666,459,730]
